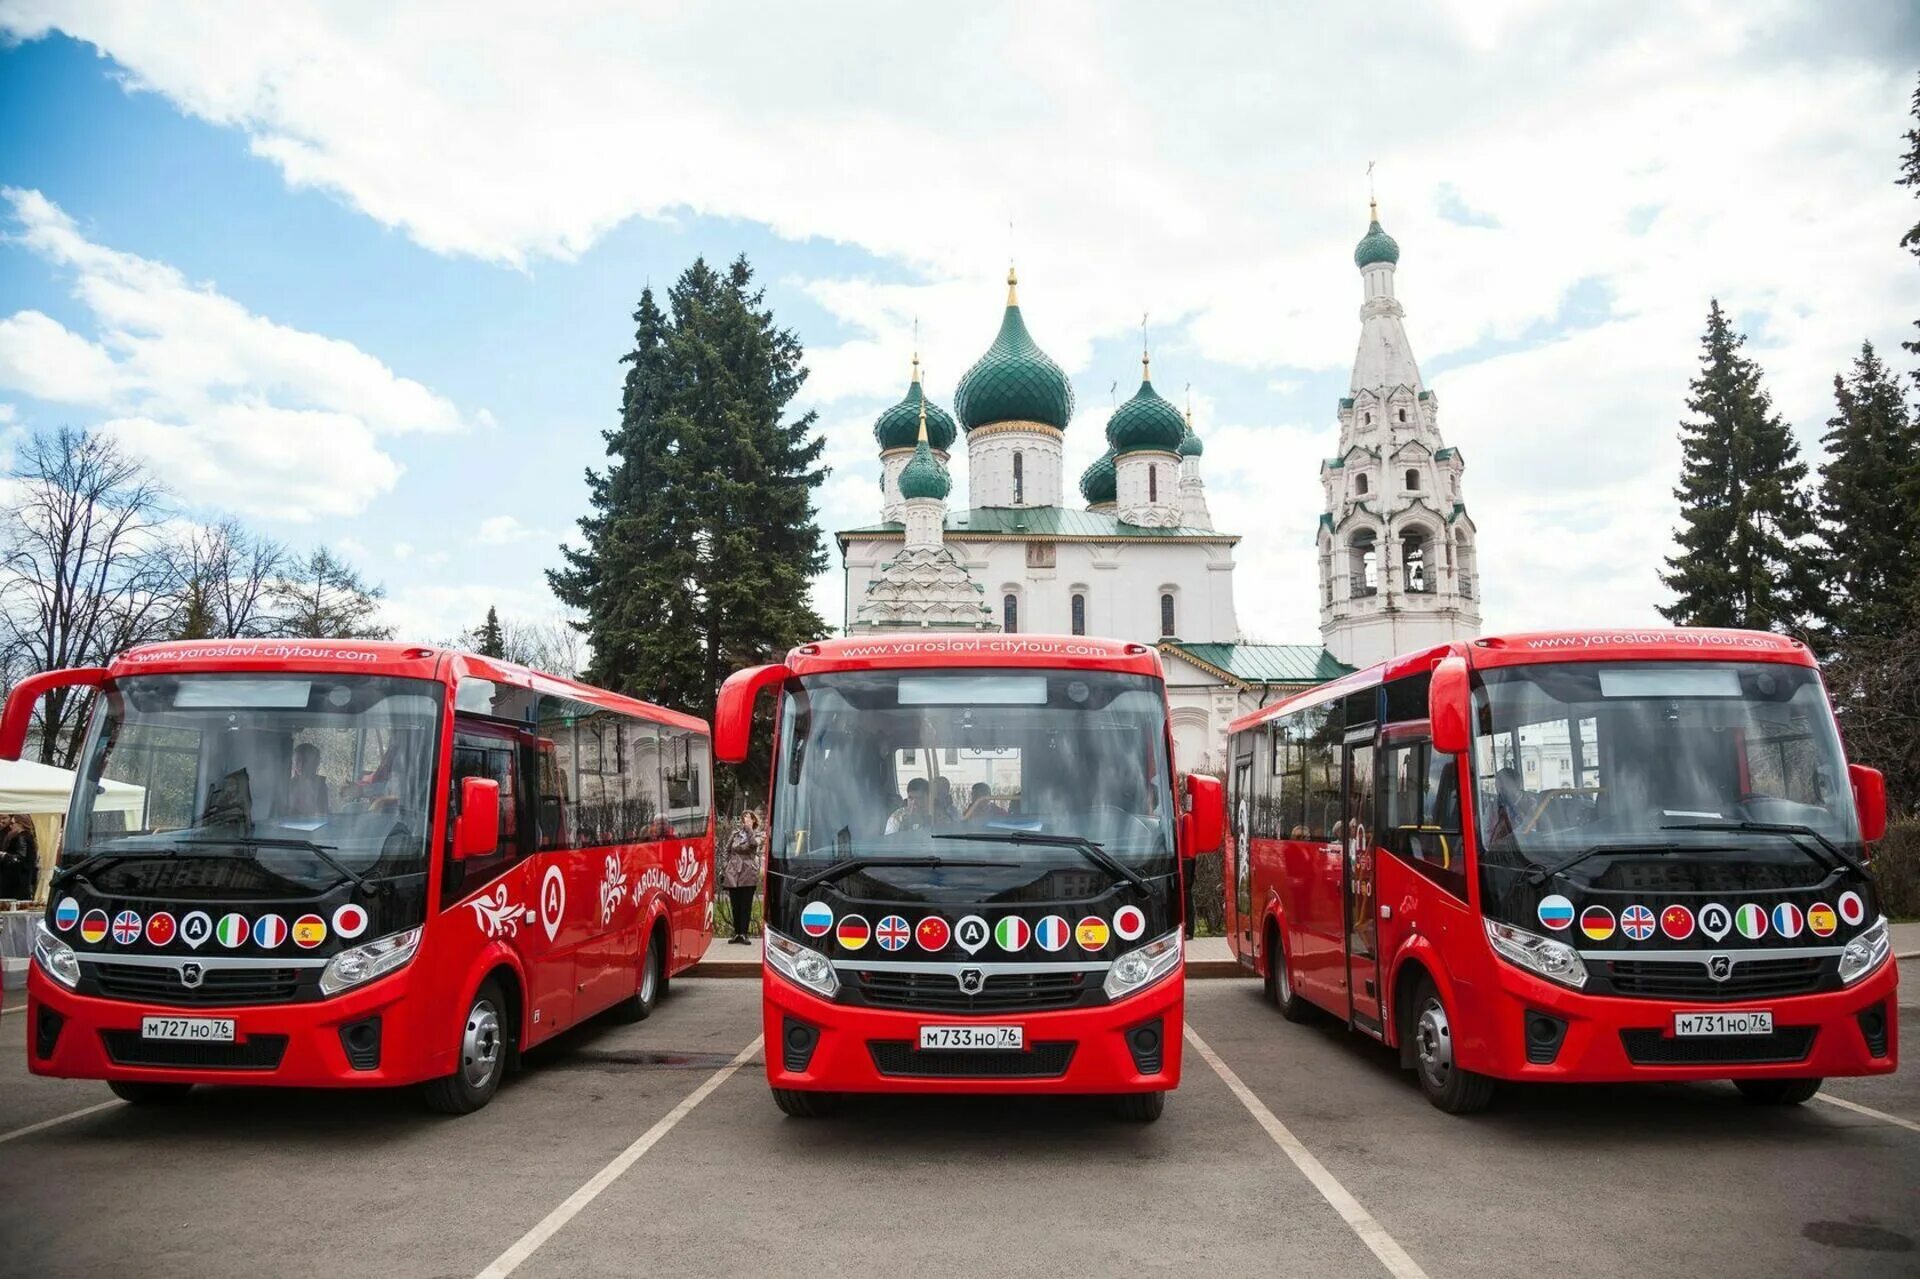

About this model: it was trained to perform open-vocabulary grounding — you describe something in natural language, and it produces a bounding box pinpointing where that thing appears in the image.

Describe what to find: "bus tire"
[108,1080,193,1105]
[423,979,508,1115]
[610,935,666,1024]
[1112,1090,1166,1122]
[1409,978,1494,1115]
[771,1087,841,1118]
[1734,1077,1822,1106]
[1265,922,1313,1023]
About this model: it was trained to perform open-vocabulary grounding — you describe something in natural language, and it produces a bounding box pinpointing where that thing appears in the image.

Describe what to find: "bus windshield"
[769,668,1177,899]
[63,673,443,896]
[1471,660,1861,875]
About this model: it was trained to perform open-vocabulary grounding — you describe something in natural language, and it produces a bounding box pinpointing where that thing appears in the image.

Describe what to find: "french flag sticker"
[1035,915,1071,953]
[800,901,834,938]
[253,914,289,948]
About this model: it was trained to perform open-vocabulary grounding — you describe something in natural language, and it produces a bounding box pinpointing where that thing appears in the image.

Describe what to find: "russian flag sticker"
[1838,891,1866,927]
[1771,903,1803,939]
[800,901,834,938]
[1536,895,1575,931]
[1035,915,1070,953]
[253,913,289,948]
[53,897,80,931]
[836,914,871,951]
[332,903,369,940]
[1114,905,1147,941]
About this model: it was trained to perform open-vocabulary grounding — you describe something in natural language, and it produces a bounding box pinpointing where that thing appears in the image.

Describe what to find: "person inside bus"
[1489,766,1528,842]
[962,782,1000,824]
[281,742,331,820]
[933,776,958,823]
[885,777,933,834]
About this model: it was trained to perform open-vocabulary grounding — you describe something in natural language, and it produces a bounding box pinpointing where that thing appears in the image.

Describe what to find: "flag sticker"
[216,913,249,949]
[1771,903,1804,940]
[293,914,327,949]
[332,904,369,940]
[1114,905,1147,941]
[1035,915,1071,953]
[836,914,870,951]
[1620,904,1656,941]
[253,914,288,949]
[1660,904,1695,941]
[1579,906,1615,942]
[800,901,834,938]
[180,911,213,949]
[1537,895,1575,931]
[955,915,990,955]
[79,910,109,944]
[1734,903,1768,941]
[1807,902,1838,938]
[110,910,142,945]
[53,897,81,931]
[876,915,911,952]
[915,916,951,952]
[1698,902,1732,941]
[1838,891,1866,927]
[994,916,1031,953]
[145,911,177,947]
[1076,916,1110,951]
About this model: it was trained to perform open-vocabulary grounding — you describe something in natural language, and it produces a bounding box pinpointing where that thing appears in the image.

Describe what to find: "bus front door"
[1342,740,1383,1033]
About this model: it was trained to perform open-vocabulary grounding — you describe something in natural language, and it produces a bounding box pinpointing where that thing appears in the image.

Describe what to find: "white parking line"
[0,1100,120,1146]
[1185,1024,1429,1279]
[475,1035,763,1279]
[1814,1091,1920,1135]
[1,1004,23,1017]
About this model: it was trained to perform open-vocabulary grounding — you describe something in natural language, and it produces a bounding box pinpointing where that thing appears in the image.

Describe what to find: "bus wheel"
[1734,1077,1822,1106]
[610,937,666,1024]
[1410,979,1494,1115]
[1112,1090,1166,1122]
[1266,923,1313,1024]
[771,1087,841,1118]
[108,1080,193,1105]
[423,979,507,1115]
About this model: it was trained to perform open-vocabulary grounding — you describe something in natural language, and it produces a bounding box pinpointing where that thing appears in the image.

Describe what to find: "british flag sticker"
[876,915,911,952]
[1620,904,1656,941]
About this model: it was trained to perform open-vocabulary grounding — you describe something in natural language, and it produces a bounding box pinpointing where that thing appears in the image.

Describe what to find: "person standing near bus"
[720,809,765,944]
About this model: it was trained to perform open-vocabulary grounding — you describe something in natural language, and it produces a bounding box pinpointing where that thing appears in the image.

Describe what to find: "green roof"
[1161,642,1354,686]
[953,278,1075,432]
[1338,396,1355,410]
[874,375,957,452]
[897,437,950,500]
[838,506,1235,545]
[1434,446,1455,461]
[1355,217,1401,268]
[1079,449,1117,504]
[1106,374,1186,455]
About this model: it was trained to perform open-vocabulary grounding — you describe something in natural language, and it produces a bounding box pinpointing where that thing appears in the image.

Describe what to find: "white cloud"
[0,310,119,404]
[477,514,534,545]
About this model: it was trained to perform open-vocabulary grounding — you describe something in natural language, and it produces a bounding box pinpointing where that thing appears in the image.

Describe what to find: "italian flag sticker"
[1734,903,1768,941]
[216,913,250,949]
[994,916,1031,953]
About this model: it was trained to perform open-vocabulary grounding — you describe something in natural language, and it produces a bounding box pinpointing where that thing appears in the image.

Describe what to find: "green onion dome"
[1354,202,1400,269]
[1177,416,1204,458]
[1079,449,1117,505]
[897,435,951,501]
[1105,360,1187,456]
[952,269,1075,432]
[873,361,957,452]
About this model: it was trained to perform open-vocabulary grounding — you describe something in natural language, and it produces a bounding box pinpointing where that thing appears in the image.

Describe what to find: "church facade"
[835,207,1478,776]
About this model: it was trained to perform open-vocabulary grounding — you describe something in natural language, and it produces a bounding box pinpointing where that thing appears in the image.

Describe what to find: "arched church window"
[1071,593,1087,635]
[1003,594,1019,633]
[1405,469,1420,491]
[1160,593,1176,638]
[1013,452,1024,505]
[1402,530,1429,593]
[1364,412,1372,426]
[1149,464,1159,504]
[1350,530,1378,598]
[1398,408,1406,422]
[1355,473,1369,496]
[1456,529,1474,599]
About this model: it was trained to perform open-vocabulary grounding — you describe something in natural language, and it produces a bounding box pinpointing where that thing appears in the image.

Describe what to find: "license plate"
[918,1024,1023,1050]
[140,1016,235,1043]
[1673,1010,1773,1037]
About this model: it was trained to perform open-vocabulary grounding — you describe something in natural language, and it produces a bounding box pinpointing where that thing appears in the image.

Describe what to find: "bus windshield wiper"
[1524,840,1684,888]
[49,845,180,890]
[171,835,367,891]
[1660,820,1867,878]
[933,832,1152,894]
[789,855,1017,894]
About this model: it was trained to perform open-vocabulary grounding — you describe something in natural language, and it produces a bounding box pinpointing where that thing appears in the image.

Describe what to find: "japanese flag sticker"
[1114,905,1147,942]
[1837,891,1866,927]
[332,903,369,940]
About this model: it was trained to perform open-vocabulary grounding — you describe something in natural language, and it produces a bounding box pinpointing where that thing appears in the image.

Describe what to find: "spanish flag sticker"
[292,914,327,949]
[1807,902,1838,937]
[1076,916,1110,951]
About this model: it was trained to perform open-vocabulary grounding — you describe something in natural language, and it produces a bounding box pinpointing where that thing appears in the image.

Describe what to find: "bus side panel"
[670,825,715,974]
[1373,851,1478,1051]
[1284,833,1348,1013]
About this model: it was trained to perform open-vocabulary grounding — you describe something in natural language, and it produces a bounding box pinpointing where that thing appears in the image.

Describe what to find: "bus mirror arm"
[714,663,793,765]
[1429,656,1470,757]
[1183,774,1225,857]
[452,777,501,860]
[1849,764,1887,846]
[0,666,108,762]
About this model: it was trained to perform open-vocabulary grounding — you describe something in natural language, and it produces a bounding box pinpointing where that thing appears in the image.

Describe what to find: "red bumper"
[763,968,1183,1096]
[1460,953,1898,1084]
[25,963,438,1089]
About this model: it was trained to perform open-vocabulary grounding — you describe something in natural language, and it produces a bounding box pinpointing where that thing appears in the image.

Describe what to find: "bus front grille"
[867,1040,1076,1079]
[101,1031,289,1071]
[1603,957,1827,1002]
[1619,1026,1816,1066]
[92,964,306,1007]
[853,969,1089,1014]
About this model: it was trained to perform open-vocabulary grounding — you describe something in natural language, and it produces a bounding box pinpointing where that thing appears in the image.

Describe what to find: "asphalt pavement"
[1,963,1916,1278]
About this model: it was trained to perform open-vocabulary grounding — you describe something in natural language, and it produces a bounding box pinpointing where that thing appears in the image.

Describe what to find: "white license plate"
[918,1024,1023,1050]
[1673,1010,1773,1037]
[140,1016,235,1043]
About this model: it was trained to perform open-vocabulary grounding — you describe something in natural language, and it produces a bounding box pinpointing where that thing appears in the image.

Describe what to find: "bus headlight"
[1839,918,1890,985]
[319,927,423,996]
[1104,930,1182,1001]
[33,921,81,989]
[765,930,838,998]
[1484,917,1588,989]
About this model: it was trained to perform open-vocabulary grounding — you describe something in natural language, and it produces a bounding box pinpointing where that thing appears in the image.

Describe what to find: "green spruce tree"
[1659,300,1819,631]
[1899,72,1920,366]
[550,256,827,722]
[475,606,506,658]
[1814,343,1919,645]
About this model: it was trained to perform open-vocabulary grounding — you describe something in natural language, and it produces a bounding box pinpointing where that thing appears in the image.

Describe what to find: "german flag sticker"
[1579,906,1615,942]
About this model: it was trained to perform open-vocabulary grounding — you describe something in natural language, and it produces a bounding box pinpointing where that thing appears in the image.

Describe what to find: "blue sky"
[2,4,1917,648]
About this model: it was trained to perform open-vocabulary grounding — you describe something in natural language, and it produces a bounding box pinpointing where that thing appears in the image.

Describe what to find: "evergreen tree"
[550,256,828,722]
[1900,73,1920,365]
[1659,300,1819,631]
[269,547,393,639]
[475,606,506,658]
[1814,343,1920,644]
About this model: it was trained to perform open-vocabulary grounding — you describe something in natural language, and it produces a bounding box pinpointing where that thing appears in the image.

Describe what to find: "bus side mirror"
[453,777,500,860]
[714,663,792,764]
[0,666,109,761]
[1429,656,1470,757]
[1849,764,1887,844]
[1183,773,1225,857]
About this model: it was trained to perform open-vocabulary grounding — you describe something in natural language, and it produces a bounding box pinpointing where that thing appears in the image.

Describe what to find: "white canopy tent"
[0,759,146,904]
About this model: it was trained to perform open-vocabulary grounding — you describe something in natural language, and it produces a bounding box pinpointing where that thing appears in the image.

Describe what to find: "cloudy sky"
[1,1,1917,647]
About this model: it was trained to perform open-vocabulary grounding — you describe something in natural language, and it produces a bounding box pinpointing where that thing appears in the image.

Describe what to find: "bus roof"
[785,634,1165,679]
[1226,627,1815,736]
[108,640,707,734]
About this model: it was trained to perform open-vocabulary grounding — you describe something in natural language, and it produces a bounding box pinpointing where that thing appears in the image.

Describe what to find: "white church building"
[835,205,1480,775]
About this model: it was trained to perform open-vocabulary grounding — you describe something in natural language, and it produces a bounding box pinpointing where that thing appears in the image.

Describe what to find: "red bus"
[4,640,714,1113]
[1224,628,1895,1113]
[715,635,1222,1122]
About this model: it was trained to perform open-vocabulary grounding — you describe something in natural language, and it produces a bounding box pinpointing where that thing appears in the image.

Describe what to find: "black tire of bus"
[1265,922,1314,1023]
[422,978,508,1115]
[108,1080,193,1105]
[771,1087,842,1118]
[1408,977,1496,1115]
[1113,1090,1166,1122]
[609,935,666,1024]
[1734,1077,1823,1105]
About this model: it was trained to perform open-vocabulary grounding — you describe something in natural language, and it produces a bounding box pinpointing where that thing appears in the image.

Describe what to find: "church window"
[1013,452,1024,505]
[1355,473,1369,496]
[1350,530,1378,598]
[1405,469,1420,491]
[1071,593,1087,635]
[1160,593,1177,638]
[1149,464,1159,503]
[1003,594,1019,633]
[1402,531,1430,593]
[1364,411,1372,426]
[1398,408,1406,422]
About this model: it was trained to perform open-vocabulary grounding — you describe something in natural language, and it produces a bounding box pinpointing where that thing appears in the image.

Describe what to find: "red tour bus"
[715,635,1222,1122]
[1224,628,1895,1113]
[4,640,714,1113]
